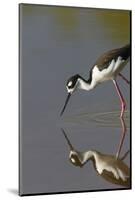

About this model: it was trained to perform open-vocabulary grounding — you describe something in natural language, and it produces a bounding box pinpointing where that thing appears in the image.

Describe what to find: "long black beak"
[60,93,71,116]
[61,129,74,151]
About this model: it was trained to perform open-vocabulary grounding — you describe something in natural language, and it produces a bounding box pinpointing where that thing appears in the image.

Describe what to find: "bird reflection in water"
[62,129,130,187]
[116,116,127,158]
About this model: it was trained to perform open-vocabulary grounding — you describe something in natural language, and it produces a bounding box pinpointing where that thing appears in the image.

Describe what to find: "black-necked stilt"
[60,44,130,117]
[62,129,130,187]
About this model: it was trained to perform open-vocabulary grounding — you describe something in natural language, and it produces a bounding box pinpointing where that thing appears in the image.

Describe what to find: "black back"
[92,44,130,71]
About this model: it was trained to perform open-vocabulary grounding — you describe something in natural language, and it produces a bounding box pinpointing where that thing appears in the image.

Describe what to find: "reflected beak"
[60,93,71,116]
[61,129,74,151]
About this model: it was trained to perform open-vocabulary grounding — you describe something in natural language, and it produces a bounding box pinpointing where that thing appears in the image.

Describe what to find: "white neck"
[77,78,96,91]
[81,150,96,164]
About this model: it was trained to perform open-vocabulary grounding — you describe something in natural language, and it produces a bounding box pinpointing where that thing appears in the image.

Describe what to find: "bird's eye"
[68,81,72,87]
[71,158,75,163]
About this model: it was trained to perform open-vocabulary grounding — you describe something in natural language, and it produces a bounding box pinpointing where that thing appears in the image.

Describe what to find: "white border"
[0,0,134,199]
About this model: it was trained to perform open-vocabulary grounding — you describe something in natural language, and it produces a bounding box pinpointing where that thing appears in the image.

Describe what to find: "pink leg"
[116,116,127,159]
[113,79,126,118]
[119,73,130,85]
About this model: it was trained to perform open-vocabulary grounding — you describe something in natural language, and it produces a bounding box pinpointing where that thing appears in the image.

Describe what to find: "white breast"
[91,56,125,86]
[76,56,126,91]
[94,154,129,181]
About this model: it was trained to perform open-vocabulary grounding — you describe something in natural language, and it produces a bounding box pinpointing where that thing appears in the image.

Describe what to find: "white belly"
[77,56,128,91]
[92,57,126,86]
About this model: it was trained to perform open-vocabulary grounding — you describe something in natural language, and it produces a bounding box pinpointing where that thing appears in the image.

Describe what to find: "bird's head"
[66,74,80,94]
[60,74,80,116]
[61,129,83,168]
[69,151,83,168]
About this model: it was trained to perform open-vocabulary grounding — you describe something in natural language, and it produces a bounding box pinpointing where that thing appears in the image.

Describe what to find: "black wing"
[92,44,130,71]
[101,168,130,187]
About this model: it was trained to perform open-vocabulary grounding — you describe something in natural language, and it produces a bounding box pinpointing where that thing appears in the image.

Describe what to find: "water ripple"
[64,110,130,128]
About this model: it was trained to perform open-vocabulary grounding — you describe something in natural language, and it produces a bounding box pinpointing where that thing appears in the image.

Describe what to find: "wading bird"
[62,129,130,187]
[60,44,130,117]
